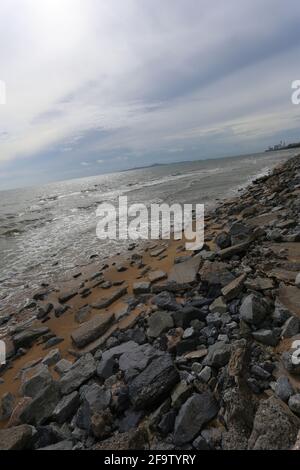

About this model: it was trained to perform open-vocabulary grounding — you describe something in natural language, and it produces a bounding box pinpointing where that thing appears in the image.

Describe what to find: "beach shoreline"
[0,153,300,450]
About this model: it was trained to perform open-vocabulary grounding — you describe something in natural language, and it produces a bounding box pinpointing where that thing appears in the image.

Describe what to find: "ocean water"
[0,149,296,313]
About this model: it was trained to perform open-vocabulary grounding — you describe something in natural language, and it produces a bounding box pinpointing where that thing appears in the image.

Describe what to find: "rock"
[244,277,274,291]
[42,348,61,366]
[150,247,167,257]
[199,261,234,286]
[168,255,201,285]
[76,383,111,433]
[221,274,246,301]
[172,305,207,328]
[240,294,270,325]
[151,291,180,311]
[204,342,231,368]
[209,297,227,314]
[75,305,92,324]
[58,290,77,303]
[133,282,151,295]
[158,409,176,435]
[71,312,115,348]
[296,273,300,288]
[52,391,80,424]
[281,316,300,338]
[171,381,193,409]
[21,364,53,398]
[91,409,113,439]
[252,329,280,346]
[97,341,139,379]
[13,327,50,349]
[19,382,61,426]
[119,343,162,373]
[251,365,270,380]
[275,377,294,403]
[215,232,231,249]
[288,394,300,416]
[248,396,300,449]
[54,359,73,376]
[229,222,252,245]
[173,392,219,445]
[198,366,212,383]
[148,271,167,283]
[39,440,73,450]
[60,354,96,395]
[92,287,128,309]
[218,241,250,260]
[282,350,300,375]
[0,392,15,421]
[128,354,179,409]
[0,425,35,450]
[147,311,174,338]
[43,337,64,349]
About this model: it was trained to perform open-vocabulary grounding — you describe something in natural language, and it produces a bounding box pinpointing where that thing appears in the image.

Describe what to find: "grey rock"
[229,222,252,245]
[198,366,212,383]
[60,354,96,395]
[71,312,115,348]
[248,396,300,449]
[0,392,15,421]
[133,282,151,295]
[19,382,61,426]
[97,341,139,380]
[288,394,300,416]
[129,354,179,409]
[42,348,61,366]
[252,329,279,346]
[275,376,294,402]
[168,255,201,285]
[296,273,300,288]
[39,440,73,450]
[147,310,174,338]
[0,425,35,450]
[151,291,180,311]
[240,294,270,325]
[52,391,80,424]
[54,359,73,376]
[204,341,231,368]
[215,232,231,249]
[92,287,127,309]
[13,327,49,349]
[173,392,219,445]
[21,364,53,398]
[282,350,300,375]
[119,343,162,373]
[281,316,300,338]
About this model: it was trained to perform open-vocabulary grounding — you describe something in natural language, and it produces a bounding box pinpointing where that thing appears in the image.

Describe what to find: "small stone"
[42,349,61,366]
[289,394,300,416]
[240,294,270,325]
[275,376,294,403]
[197,366,212,383]
[133,282,151,295]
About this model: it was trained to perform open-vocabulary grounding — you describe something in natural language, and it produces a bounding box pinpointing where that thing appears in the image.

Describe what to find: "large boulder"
[173,392,219,445]
[97,341,139,380]
[248,396,300,449]
[19,382,61,426]
[20,364,53,397]
[59,354,96,395]
[128,354,179,409]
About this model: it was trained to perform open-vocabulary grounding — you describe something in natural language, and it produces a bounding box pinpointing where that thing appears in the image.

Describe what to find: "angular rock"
[54,359,73,376]
[288,394,300,416]
[147,311,174,338]
[0,425,35,450]
[19,382,61,426]
[218,241,250,260]
[281,316,300,338]
[0,392,15,421]
[42,348,61,366]
[119,343,162,373]
[13,327,50,349]
[252,329,279,347]
[173,392,219,445]
[199,261,234,286]
[52,391,80,424]
[248,396,300,449]
[133,282,151,295]
[168,255,201,285]
[275,376,294,403]
[215,232,231,249]
[92,287,127,309]
[148,270,167,284]
[229,222,252,245]
[209,296,227,314]
[240,294,270,325]
[60,354,96,395]
[221,274,246,301]
[129,354,179,409]
[204,341,231,368]
[71,312,115,348]
[97,341,139,380]
[21,364,53,398]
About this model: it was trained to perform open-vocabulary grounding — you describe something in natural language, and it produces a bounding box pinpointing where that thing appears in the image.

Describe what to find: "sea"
[0,149,296,314]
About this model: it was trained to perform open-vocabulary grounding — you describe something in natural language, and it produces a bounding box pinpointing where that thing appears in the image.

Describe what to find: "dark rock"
[168,255,201,285]
[147,311,174,338]
[281,316,300,338]
[248,396,300,449]
[0,425,35,450]
[19,382,61,426]
[229,222,252,245]
[240,294,270,325]
[92,287,128,309]
[173,392,219,445]
[275,376,294,403]
[0,392,15,421]
[52,391,80,424]
[58,290,77,303]
[13,327,50,349]
[21,364,53,397]
[133,282,151,295]
[204,341,231,368]
[288,394,300,416]
[252,329,280,346]
[215,232,231,249]
[129,354,179,409]
[151,291,180,311]
[71,312,115,348]
[97,341,139,380]
[60,354,96,395]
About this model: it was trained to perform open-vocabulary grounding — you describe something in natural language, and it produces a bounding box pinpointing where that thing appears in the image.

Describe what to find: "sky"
[1,0,300,190]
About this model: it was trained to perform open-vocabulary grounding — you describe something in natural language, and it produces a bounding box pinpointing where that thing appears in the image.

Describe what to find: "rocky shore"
[1,154,300,450]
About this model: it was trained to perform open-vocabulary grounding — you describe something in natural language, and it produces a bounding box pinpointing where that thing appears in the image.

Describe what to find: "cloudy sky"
[1,0,300,189]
